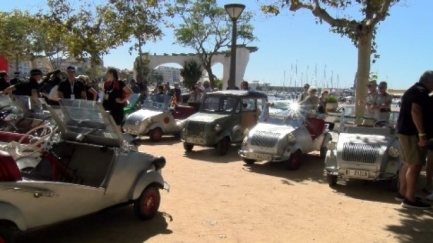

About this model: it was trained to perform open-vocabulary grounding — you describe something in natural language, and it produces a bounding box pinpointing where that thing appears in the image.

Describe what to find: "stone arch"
[133,46,257,89]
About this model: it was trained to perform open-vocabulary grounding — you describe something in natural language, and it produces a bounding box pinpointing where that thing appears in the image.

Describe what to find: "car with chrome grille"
[181,90,267,156]
[324,108,401,189]
[239,102,332,170]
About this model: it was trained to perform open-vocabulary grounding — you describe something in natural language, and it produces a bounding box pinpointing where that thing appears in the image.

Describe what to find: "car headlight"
[135,120,140,126]
[326,141,337,150]
[242,136,248,147]
[388,147,399,158]
[287,133,296,143]
[215,124,221,131]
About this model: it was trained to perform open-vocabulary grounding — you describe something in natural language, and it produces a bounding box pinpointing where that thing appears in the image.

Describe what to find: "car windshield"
[141,94,171,111]
[50,99,122,146]
[11,95,45,115]
[201,96,238,113]
[127,93,140,107]
[259,103,303,126]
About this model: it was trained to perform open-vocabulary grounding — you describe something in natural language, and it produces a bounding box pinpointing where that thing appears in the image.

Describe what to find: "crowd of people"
[0,67,133,129]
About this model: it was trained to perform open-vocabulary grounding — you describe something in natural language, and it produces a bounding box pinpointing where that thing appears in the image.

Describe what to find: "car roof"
[207,90,268,99]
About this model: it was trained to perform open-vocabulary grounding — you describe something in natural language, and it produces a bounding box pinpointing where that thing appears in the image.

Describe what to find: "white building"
[155,66,181,84]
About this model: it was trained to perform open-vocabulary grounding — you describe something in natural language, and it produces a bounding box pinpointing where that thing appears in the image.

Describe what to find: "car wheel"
[0,227,14,243]
[243,158,256,165]
[320,147,328,158]
[327,174,338,187]
[149,128,163,142]
[284,150,302,170]
[133,186,161,220]
[216,137,230,156]
[183,143,194,152]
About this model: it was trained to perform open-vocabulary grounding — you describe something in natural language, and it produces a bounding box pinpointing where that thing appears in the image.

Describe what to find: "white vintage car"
[238,103,333,170]
[324,108,401,189]
[0,99,169,242]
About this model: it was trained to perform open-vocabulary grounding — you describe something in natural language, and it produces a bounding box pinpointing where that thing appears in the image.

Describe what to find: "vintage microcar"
[181,90,268,156]
[0,95,53,133]
[238,102,332,170]
[123,94,197,142]
[0,99,169,242]
[324,108,401,189]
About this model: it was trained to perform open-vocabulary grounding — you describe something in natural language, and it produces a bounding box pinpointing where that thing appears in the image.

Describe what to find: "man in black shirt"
[396,70,433,209]
[57,66,86,100]
[0,69,43,99]
[0,70,10,91]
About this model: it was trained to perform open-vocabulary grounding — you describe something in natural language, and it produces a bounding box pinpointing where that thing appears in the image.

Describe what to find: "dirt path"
[18,137,433,243]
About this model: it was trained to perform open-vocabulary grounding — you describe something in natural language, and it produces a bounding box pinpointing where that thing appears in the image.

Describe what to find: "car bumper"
[182,136,213,146]
[238,149,288,162]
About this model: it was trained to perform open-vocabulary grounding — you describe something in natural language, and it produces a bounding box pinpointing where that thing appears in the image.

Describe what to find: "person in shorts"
[374,81,393,122]
[396,71,433,209]
[359,80,378,126]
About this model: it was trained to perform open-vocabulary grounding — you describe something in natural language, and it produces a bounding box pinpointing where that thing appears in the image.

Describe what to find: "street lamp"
[224,3,245,89]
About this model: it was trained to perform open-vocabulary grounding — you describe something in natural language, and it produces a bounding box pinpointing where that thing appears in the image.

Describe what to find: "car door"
[241,98,259,135]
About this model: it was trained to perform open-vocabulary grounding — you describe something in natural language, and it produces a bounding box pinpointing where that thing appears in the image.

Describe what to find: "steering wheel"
[14,124,54,158]
[373,120,390,128]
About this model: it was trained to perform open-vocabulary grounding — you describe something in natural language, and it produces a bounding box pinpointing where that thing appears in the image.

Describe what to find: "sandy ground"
[17,137,433,243]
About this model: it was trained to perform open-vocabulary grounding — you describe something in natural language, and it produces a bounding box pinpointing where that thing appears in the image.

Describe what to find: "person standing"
[0,69,43,100]
[318,89,329,114]
[9,71,22,86]
[359,80,378,125]
[0,70,9,91]
[39,69,63,105]
[373,81,393,121]
[297,83,310,102]
[129,79,140,94]
[102,68,133,129]
[395,71,433,209]
[57,66,87,100]
[299,86,319,113]
[240,81,249,91]
[203,80,213,92]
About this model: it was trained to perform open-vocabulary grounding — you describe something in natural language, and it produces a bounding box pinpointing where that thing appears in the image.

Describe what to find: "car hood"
[128,109,164,120]
[338,132,392,147]
[251,123,296,135]
[187,112,231,123]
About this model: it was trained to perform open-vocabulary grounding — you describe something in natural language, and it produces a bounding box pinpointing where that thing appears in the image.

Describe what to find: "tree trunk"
[205,66,215,88]
[354,33,372,124]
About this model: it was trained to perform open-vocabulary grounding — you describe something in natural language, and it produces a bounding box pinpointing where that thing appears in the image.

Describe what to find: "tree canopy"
[172,0,256,87]
[180,59,203,89]
[261,0,399,118]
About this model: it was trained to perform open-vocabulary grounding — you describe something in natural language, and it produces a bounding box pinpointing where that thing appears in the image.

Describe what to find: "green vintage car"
[181,90,268,156]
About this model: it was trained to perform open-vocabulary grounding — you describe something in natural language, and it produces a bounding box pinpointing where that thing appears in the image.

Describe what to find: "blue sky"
[2,0,432,89]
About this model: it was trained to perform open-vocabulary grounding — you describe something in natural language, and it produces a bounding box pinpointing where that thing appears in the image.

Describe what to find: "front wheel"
[216,137,230,156]
[149,128,163,142]
[0,227,15,243]
[327,174,338,186]
[284,150,302,170]
[133,186,161,220]
[243,158,256,165]
[183,143,194,152]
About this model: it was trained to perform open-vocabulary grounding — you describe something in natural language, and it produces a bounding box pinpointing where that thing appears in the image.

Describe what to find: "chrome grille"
[342,143,380,164]
[187,122,206,136]
[251,131,280,148]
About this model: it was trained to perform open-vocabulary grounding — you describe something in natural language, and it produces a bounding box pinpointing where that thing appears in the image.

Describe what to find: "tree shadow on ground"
[385,208,433,243]
[136,136,181,146]
[183,145,241,163]
[243,153,327,184]
[16,207,173,243]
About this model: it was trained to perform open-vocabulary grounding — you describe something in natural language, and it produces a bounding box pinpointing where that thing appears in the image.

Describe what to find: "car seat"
[173,105,196,120]
[305,117,326,140]
[0,152,22,181]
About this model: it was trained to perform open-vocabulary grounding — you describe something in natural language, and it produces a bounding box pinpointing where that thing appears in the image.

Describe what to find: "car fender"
[283,144,303,157]
[131,171,164,200]
[216,130,232,143]
[148,122,164,132]
[0,201,27,231]
[321,133,333,148]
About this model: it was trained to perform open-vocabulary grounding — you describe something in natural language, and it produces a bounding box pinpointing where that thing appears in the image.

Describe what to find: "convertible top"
[207,90,268,99]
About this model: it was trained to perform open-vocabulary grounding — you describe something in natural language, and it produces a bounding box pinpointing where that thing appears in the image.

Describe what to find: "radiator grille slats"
[251,131,280,148]
[342,143,380,164]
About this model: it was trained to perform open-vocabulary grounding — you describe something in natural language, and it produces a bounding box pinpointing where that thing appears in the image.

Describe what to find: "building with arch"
[133,45,257,89]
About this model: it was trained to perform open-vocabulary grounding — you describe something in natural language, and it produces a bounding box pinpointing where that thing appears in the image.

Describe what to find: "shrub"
[327,96,338,103]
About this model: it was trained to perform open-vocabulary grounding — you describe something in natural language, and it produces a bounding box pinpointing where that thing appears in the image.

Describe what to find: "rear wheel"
[216,137,230,156]
[149,128,163,142]
[327,174,338,187]
[0,227,14,243]
[183,143,194,152]
[133,186,161,220]
[243,158,256,165]
[284,150,302,170]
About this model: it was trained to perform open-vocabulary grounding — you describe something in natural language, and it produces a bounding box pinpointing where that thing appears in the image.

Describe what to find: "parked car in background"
[0,99,169,242]
[123,94,197,142]
[239,103,332,170]
[181,90,267,155]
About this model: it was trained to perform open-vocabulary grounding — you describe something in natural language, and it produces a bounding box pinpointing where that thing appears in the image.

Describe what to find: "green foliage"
[213,77,223,90]
[134,55,151,83]
[172,0,256,86]
[326,96,338,104]
[180,59,203,90]
[369,72,379,82]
